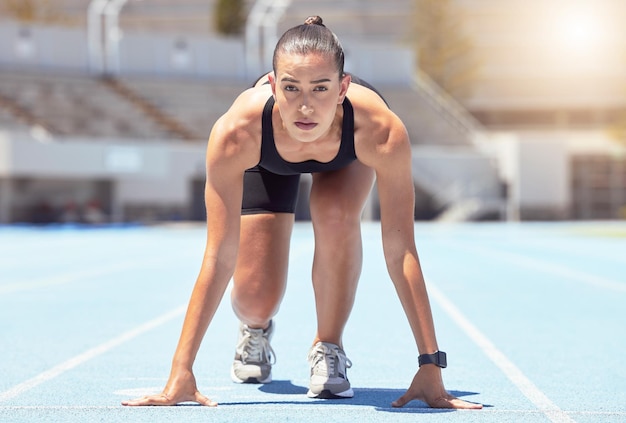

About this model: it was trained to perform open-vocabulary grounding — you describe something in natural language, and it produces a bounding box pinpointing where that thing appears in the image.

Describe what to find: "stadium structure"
[0,0,624,224]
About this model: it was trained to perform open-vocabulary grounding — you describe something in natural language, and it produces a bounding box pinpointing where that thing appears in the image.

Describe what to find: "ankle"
[241,319,272,331]
[313,338,342,350]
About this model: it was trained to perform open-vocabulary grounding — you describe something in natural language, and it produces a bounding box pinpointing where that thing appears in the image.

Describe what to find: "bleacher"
[0,68,476,146]
[0,0,500,225]
[0,0,472,146]
[0,70,172,140]
[280,0,413,43]
[48,0,412,40]
[117,76,248,141]
[26,0,220,34]
[0,65,256,142]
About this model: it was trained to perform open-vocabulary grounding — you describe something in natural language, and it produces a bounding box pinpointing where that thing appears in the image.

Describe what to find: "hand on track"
[392,365,483,409]
[122,369,216,407]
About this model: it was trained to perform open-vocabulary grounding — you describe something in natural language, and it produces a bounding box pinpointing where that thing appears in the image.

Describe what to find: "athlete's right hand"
[121,369,217,407]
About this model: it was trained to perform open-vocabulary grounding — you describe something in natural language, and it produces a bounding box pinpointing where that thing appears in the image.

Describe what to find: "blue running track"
[1,221,625,422]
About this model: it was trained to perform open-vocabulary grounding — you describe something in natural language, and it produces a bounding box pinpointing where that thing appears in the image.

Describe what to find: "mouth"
[295,121,317,131]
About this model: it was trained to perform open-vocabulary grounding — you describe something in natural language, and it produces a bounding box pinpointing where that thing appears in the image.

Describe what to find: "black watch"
[418,350,447,368]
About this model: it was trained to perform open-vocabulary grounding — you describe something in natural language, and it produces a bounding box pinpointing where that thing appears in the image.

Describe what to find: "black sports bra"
[257,97,357,175]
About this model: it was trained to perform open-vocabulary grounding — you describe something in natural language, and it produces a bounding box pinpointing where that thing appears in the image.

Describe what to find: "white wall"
[343,41,414,85]
[0,21,249,80]
[496,134,571,220]
[118,32,247,80]
[0,22,89,71]
[0,131,206,223]
[0,21,415,85]
[114,144,206,205]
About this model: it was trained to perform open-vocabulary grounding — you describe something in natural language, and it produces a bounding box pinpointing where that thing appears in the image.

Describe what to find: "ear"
[268,72,277,98]
[338,73,351,104]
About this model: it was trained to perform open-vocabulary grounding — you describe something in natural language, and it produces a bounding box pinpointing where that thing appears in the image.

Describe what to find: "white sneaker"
[231,320,275,384]
[307,341,353,398]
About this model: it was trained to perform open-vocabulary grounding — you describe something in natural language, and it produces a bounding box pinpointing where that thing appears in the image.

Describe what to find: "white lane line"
[0,305,187,403]
[1,406,622,418]
[0,255,195,295]
[0,263,141,295]
[427,281,577,423]
[440,241,626,293]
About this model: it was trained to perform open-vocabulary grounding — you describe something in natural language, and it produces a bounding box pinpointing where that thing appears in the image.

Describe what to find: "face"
[269,52,350,143]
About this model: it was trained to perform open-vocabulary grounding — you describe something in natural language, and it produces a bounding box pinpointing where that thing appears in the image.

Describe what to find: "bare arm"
[347,85,438,353]
[373,118,439,355]
[122,90,263,407]
[355,100,481,409]
[169,118,247,372]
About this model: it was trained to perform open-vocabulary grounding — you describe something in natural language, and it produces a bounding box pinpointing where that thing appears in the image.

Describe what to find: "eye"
[313,86,328,92]
[284,85,298,92]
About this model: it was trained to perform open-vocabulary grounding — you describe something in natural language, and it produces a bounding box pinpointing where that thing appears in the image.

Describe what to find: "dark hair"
[272,16,345,77]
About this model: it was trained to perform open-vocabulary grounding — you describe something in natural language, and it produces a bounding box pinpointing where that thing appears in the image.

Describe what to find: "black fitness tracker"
[418,350,447,368]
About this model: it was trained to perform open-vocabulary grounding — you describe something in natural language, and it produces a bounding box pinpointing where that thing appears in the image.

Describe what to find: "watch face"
[419,351,447,368]
[436,351,447,368]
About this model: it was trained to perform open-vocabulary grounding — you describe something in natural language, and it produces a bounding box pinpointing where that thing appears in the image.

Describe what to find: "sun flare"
[555,8,606,51]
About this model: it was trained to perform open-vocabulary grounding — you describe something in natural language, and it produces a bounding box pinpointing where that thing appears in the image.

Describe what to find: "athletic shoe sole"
[306,387,354,399]
[230,365,272,384]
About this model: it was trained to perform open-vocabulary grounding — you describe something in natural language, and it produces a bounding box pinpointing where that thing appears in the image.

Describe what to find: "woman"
[122,16,482,409]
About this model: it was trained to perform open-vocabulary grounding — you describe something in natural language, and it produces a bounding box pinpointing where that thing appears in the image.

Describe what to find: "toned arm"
[122,89,265,406]
[355,105,439,354]
[352,88,482,409]
[172,91,263,370]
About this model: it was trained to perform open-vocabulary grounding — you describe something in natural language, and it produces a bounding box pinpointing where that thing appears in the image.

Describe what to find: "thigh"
[309,160,375,224]
[236,166,298,294]
[233,212,294,298]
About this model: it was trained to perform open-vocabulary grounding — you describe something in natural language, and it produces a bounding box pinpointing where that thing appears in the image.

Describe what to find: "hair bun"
[304,16,325,27]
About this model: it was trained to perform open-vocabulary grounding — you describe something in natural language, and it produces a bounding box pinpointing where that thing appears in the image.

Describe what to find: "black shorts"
[241,166,300,215]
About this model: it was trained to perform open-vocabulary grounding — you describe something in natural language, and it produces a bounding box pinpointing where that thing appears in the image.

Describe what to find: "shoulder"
[347,83,410,169]
[206,86,272,170]
[215,85,271,140]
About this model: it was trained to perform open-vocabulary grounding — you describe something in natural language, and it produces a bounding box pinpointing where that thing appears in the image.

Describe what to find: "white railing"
[412,69,487,149]
[245,0,292,78]
[87,0,109,74]
[87,0,130,75]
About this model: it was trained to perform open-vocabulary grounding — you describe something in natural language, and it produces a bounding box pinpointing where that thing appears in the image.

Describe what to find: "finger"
[391,391,414,408]
[428,395,483,409]
[194,391,218,407]
[445,397,483,410]
[121,394,173,407]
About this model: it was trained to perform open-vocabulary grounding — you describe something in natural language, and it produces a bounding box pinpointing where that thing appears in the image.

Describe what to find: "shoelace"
[308,343,352,377]
[238,327,276,365]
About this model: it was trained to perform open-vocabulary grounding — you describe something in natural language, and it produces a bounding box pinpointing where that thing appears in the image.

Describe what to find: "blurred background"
[0,0,625,225]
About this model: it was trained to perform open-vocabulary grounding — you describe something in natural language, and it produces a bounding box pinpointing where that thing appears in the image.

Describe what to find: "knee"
[231,282,282,325]
[311,200,361,234]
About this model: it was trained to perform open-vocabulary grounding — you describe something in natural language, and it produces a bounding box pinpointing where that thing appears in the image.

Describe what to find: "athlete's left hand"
[391,364,483,409]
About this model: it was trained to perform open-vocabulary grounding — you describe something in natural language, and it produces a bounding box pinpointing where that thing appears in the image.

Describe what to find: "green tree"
[410,0,480,100]
[214,0,246,36]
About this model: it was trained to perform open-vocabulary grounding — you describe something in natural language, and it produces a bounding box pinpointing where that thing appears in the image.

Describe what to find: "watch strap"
[418,350,447,368]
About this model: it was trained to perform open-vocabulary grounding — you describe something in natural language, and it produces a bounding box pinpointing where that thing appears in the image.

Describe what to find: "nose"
[299,93,314,114]
[299,103,313,114]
